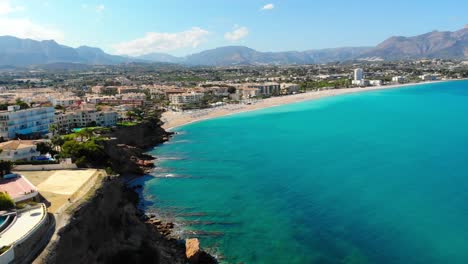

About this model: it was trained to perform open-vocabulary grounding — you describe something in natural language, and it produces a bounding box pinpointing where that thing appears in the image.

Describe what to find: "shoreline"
[162,79,465,131]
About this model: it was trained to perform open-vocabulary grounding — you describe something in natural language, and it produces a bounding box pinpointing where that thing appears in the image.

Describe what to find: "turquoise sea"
[137,80,468,263]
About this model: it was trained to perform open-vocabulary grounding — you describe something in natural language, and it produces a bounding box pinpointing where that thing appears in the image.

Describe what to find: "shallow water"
[137,80,468,263]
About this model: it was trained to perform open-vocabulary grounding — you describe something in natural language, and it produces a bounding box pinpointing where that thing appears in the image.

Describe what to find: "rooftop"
[0,175,38,202]
[0,205,46,247]
[0,140,40,151]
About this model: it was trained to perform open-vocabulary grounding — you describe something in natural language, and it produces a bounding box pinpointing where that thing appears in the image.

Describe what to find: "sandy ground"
[162,80,455,131]
[19,169,100,213]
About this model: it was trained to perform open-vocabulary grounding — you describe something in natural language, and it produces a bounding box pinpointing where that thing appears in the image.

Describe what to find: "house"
[0,140,41,161]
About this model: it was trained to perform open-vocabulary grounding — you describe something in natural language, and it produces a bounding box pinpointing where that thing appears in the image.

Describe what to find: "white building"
[354,68,364,81]
[50,97,81,107]
[369,80,383,86]
[0,106,55,139]
[419,74,437,81]
[236,87,261,99]
[352,79,370,87]
[0,140,41,161]
[55,110,118,132]
[168,92,204,106]
[392,76,406,83]
[280,83,300,95]
[244,82,280,96]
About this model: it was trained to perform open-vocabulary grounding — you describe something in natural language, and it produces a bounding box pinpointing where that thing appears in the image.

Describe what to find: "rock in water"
[186,238,200,262]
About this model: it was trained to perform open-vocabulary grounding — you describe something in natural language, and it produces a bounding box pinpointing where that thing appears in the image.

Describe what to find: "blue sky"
[0,0,466,56]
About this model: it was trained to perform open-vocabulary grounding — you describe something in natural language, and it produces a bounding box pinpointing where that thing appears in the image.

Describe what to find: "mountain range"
[0,26,467,67]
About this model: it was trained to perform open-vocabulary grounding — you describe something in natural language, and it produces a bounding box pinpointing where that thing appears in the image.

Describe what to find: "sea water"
[137,80,468,263]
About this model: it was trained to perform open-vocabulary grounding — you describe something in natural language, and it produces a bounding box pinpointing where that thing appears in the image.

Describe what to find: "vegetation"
[117,121,138,127]
[0,161,13,178]
[15,200,38,209]
[36,142,57,155]
[60,138,108,167]
[300,78,351,91]
[0,192,14,211]
[0,246,11,255]
[15,99,30,110]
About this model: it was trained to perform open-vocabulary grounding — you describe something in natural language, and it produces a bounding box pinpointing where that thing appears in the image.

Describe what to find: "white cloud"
[113,27,210,56]
[0,0,64,41]
[224,26,249,42]
[0,0,24,15]
[0,17,64,41]
[96,4,105,12]
[261,3,274,10]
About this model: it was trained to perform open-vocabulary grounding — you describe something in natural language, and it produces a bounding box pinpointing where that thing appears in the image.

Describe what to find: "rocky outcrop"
[100,116,174,175]
[107,116,173,149]
[185,238,218,264]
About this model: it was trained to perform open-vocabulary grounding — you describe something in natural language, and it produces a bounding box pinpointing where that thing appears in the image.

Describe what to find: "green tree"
[0,161,13,178]
[61,139,108,167]
[15,99,30,110]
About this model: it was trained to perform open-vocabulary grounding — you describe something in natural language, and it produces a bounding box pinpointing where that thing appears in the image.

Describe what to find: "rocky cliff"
[100,116,173,175]
[44,116,217,264]
[45,180,188,264]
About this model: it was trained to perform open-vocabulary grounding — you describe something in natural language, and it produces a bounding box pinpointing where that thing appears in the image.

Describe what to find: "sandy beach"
[162,80,458,130]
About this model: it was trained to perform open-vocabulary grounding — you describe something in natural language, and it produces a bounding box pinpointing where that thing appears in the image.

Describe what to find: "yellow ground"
[17,169,101,213]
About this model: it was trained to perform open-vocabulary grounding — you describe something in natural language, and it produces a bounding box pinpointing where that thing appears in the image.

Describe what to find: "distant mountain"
[135,53,184,64]
[0,36,134,66]
[361,26,468,60]
[76,46,130,64]
[0,26,467,67]
[139,46,371,66]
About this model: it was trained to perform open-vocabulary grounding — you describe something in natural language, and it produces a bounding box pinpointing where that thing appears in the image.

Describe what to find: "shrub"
[0,192,14,211]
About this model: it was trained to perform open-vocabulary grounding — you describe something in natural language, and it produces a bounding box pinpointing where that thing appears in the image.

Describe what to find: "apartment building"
[168,92,204,106]
[244,82,281,96]
[50,97,81,107]
[236,87,261,99]
[280,83,300,95]
[0,106,55,139]
[55,110,118,132]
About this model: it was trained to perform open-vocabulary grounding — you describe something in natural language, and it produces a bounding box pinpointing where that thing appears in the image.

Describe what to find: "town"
[0,58,467,263]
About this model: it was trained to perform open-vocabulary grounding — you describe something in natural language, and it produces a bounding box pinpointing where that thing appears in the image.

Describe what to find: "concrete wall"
[12,206,54,264]
[0,246,14,264]
[13,163,78,171]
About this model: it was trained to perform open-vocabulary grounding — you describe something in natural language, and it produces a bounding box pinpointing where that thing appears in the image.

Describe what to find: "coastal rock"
[186,238,200,262]
[185,238,218,264]
[100,116,173,175]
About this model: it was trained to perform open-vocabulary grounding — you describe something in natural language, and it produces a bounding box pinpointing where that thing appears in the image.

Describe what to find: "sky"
[0,0,467,56]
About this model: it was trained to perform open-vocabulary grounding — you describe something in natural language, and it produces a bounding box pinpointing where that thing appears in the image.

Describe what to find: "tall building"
[0,106,55,139]
[354,68,364,81]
